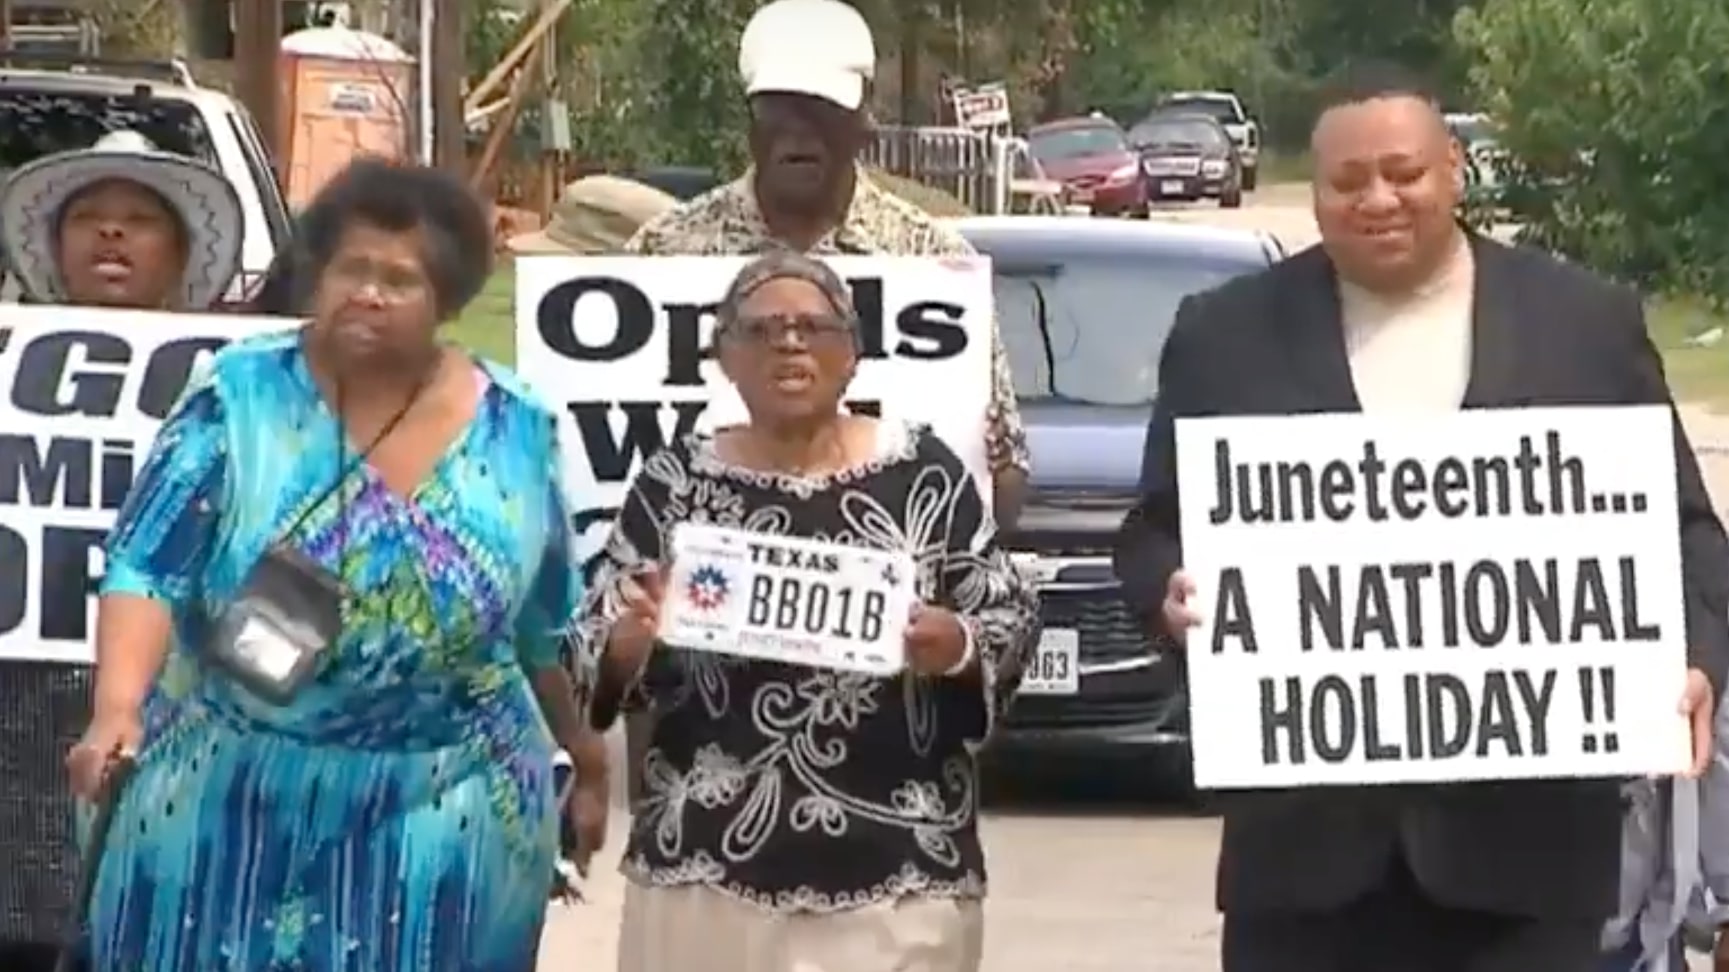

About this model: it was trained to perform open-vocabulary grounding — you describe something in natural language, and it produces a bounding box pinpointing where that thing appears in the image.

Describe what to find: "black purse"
[204,374,428,704]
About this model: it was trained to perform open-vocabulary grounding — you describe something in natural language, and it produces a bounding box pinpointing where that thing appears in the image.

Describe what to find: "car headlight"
[1108,162,1140,183]
[1201,159,1227,177]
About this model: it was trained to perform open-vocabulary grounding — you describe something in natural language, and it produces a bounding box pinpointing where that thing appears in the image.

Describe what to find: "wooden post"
[468,41,542,193]
[0,0,13,52]
[430,0,465,175]
[233,0,283,175]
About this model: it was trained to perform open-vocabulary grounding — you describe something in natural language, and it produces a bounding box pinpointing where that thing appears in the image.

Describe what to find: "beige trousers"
[617,884,985,972]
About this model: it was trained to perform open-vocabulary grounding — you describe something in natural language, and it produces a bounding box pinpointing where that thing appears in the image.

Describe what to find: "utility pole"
[0,0,12,53]
[234,0,284,175]
[430,0,464,175]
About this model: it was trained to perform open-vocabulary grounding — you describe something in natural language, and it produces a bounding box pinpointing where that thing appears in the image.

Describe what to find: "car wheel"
[1242,164,1258,192]
[1220,187,1243,209]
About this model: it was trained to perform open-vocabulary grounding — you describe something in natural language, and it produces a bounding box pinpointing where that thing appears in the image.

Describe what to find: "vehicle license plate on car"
[1020,628,1079,695]
[1160,179,1184,194]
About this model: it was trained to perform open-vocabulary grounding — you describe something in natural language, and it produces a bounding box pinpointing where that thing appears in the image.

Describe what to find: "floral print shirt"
[572,421,1040,911]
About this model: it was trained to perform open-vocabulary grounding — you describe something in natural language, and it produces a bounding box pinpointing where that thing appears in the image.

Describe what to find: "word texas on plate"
[660,523,918,676]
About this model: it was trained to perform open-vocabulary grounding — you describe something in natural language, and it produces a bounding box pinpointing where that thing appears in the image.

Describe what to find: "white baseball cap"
[739,0,876,111]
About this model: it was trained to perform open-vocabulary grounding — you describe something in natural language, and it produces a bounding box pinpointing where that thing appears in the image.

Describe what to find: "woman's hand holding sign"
[904,604,969,676]
[604,565,668,680]
[1161,569,1202,642]
[1680,667,1715,779]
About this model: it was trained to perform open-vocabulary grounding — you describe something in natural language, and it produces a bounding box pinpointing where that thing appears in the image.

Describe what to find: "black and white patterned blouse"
[574,420,1041,912]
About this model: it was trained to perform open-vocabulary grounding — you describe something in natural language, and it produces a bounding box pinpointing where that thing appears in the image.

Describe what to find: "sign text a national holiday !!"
[1174,406,1692,789]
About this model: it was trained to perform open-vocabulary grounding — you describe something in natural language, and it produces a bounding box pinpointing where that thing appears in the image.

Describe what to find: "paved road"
[538,730,1226,971]
[536,186,1724,970]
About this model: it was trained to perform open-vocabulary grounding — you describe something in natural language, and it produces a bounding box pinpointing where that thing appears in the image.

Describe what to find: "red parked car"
[1026,116,1149,218]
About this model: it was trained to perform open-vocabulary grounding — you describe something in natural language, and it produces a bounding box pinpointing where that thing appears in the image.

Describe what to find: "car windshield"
[1028,125,1126,162]
[991,251,1264,405]
[0,88,215,173]
[1130,118,1226,150]
[1161,97,1239,124]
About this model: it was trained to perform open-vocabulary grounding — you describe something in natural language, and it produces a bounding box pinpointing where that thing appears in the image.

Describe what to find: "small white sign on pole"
[514,255,996,572]
[1176,406,1691,789]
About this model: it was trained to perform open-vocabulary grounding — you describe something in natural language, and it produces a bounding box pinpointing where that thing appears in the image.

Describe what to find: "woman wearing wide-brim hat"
[0,129,245,972]
[0,129,244,310]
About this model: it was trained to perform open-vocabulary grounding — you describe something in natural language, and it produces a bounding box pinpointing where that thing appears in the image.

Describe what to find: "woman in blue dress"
[64,158,597,972]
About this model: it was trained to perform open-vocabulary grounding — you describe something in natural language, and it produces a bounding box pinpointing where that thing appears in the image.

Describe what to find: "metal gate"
[865,125,998,213]
[865,124,1063,216]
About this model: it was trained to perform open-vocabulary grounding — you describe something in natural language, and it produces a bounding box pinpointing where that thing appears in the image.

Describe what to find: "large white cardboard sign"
[1176,406,1691,788]
[0,305,287,664]
[514,255,995,573]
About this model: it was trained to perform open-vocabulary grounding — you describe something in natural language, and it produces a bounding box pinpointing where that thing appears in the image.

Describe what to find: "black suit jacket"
[1114,235,1729,920]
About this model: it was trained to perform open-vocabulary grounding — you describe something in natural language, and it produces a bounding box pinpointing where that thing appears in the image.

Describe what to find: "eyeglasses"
[726,312,855,347]
[324,254,431,304]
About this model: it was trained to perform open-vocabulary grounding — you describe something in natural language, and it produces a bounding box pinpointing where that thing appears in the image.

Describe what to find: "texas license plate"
[1160,179,1185,194]
[660,523,918,676]
[1020,628,1079,695]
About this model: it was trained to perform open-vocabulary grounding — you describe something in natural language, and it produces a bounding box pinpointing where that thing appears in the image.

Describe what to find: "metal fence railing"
[865,124,996,212]
[865,124,1065,216]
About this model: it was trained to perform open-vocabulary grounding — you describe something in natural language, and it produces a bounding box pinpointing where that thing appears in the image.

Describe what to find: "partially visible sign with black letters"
[0,306,282,663]
[514,256,996,579]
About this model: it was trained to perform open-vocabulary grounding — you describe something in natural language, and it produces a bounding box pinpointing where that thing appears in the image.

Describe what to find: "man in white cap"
[602,3,1019,969]
[624,0,1029,517]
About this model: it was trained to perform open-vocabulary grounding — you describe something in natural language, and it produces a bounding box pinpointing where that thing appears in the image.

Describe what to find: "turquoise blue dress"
[90,331,576,971]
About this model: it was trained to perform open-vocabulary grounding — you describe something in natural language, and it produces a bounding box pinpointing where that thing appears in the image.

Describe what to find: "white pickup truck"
[1155,90,1262,191]
[0,54,291,305]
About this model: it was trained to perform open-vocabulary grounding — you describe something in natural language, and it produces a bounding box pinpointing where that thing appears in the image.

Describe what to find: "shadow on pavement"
[981,755,1218,819]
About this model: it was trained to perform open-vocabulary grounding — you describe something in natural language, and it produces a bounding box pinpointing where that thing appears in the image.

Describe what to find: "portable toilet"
[278,26,414,209]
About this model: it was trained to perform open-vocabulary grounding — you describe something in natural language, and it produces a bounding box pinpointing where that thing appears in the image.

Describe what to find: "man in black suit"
[1114,64,1729,971]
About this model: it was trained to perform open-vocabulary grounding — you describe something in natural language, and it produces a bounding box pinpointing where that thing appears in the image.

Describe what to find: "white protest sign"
[513,255,995,574]
[661,523,918,675]
[0,305,288,664]
[1176,406,1690,788]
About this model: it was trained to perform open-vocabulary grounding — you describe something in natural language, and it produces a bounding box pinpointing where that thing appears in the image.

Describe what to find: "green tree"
[1455,0,1729,301]
[636,0,756,173]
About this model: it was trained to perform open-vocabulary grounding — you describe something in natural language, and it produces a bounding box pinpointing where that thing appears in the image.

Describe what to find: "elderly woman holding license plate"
[576,249,1040,972]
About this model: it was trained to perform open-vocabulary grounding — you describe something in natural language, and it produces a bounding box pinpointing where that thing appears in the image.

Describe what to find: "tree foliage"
[632,0,756,171]
[529,0,1727,304]
[1455,0,1729,301]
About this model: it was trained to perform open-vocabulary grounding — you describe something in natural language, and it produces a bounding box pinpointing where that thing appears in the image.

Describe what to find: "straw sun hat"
[509,175,677,255]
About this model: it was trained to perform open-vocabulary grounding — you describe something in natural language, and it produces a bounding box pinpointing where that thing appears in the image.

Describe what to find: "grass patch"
[448,262,517,364]
[1257,149,1311,186]
[865,168,972,217]
[1647,295,1729,406]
